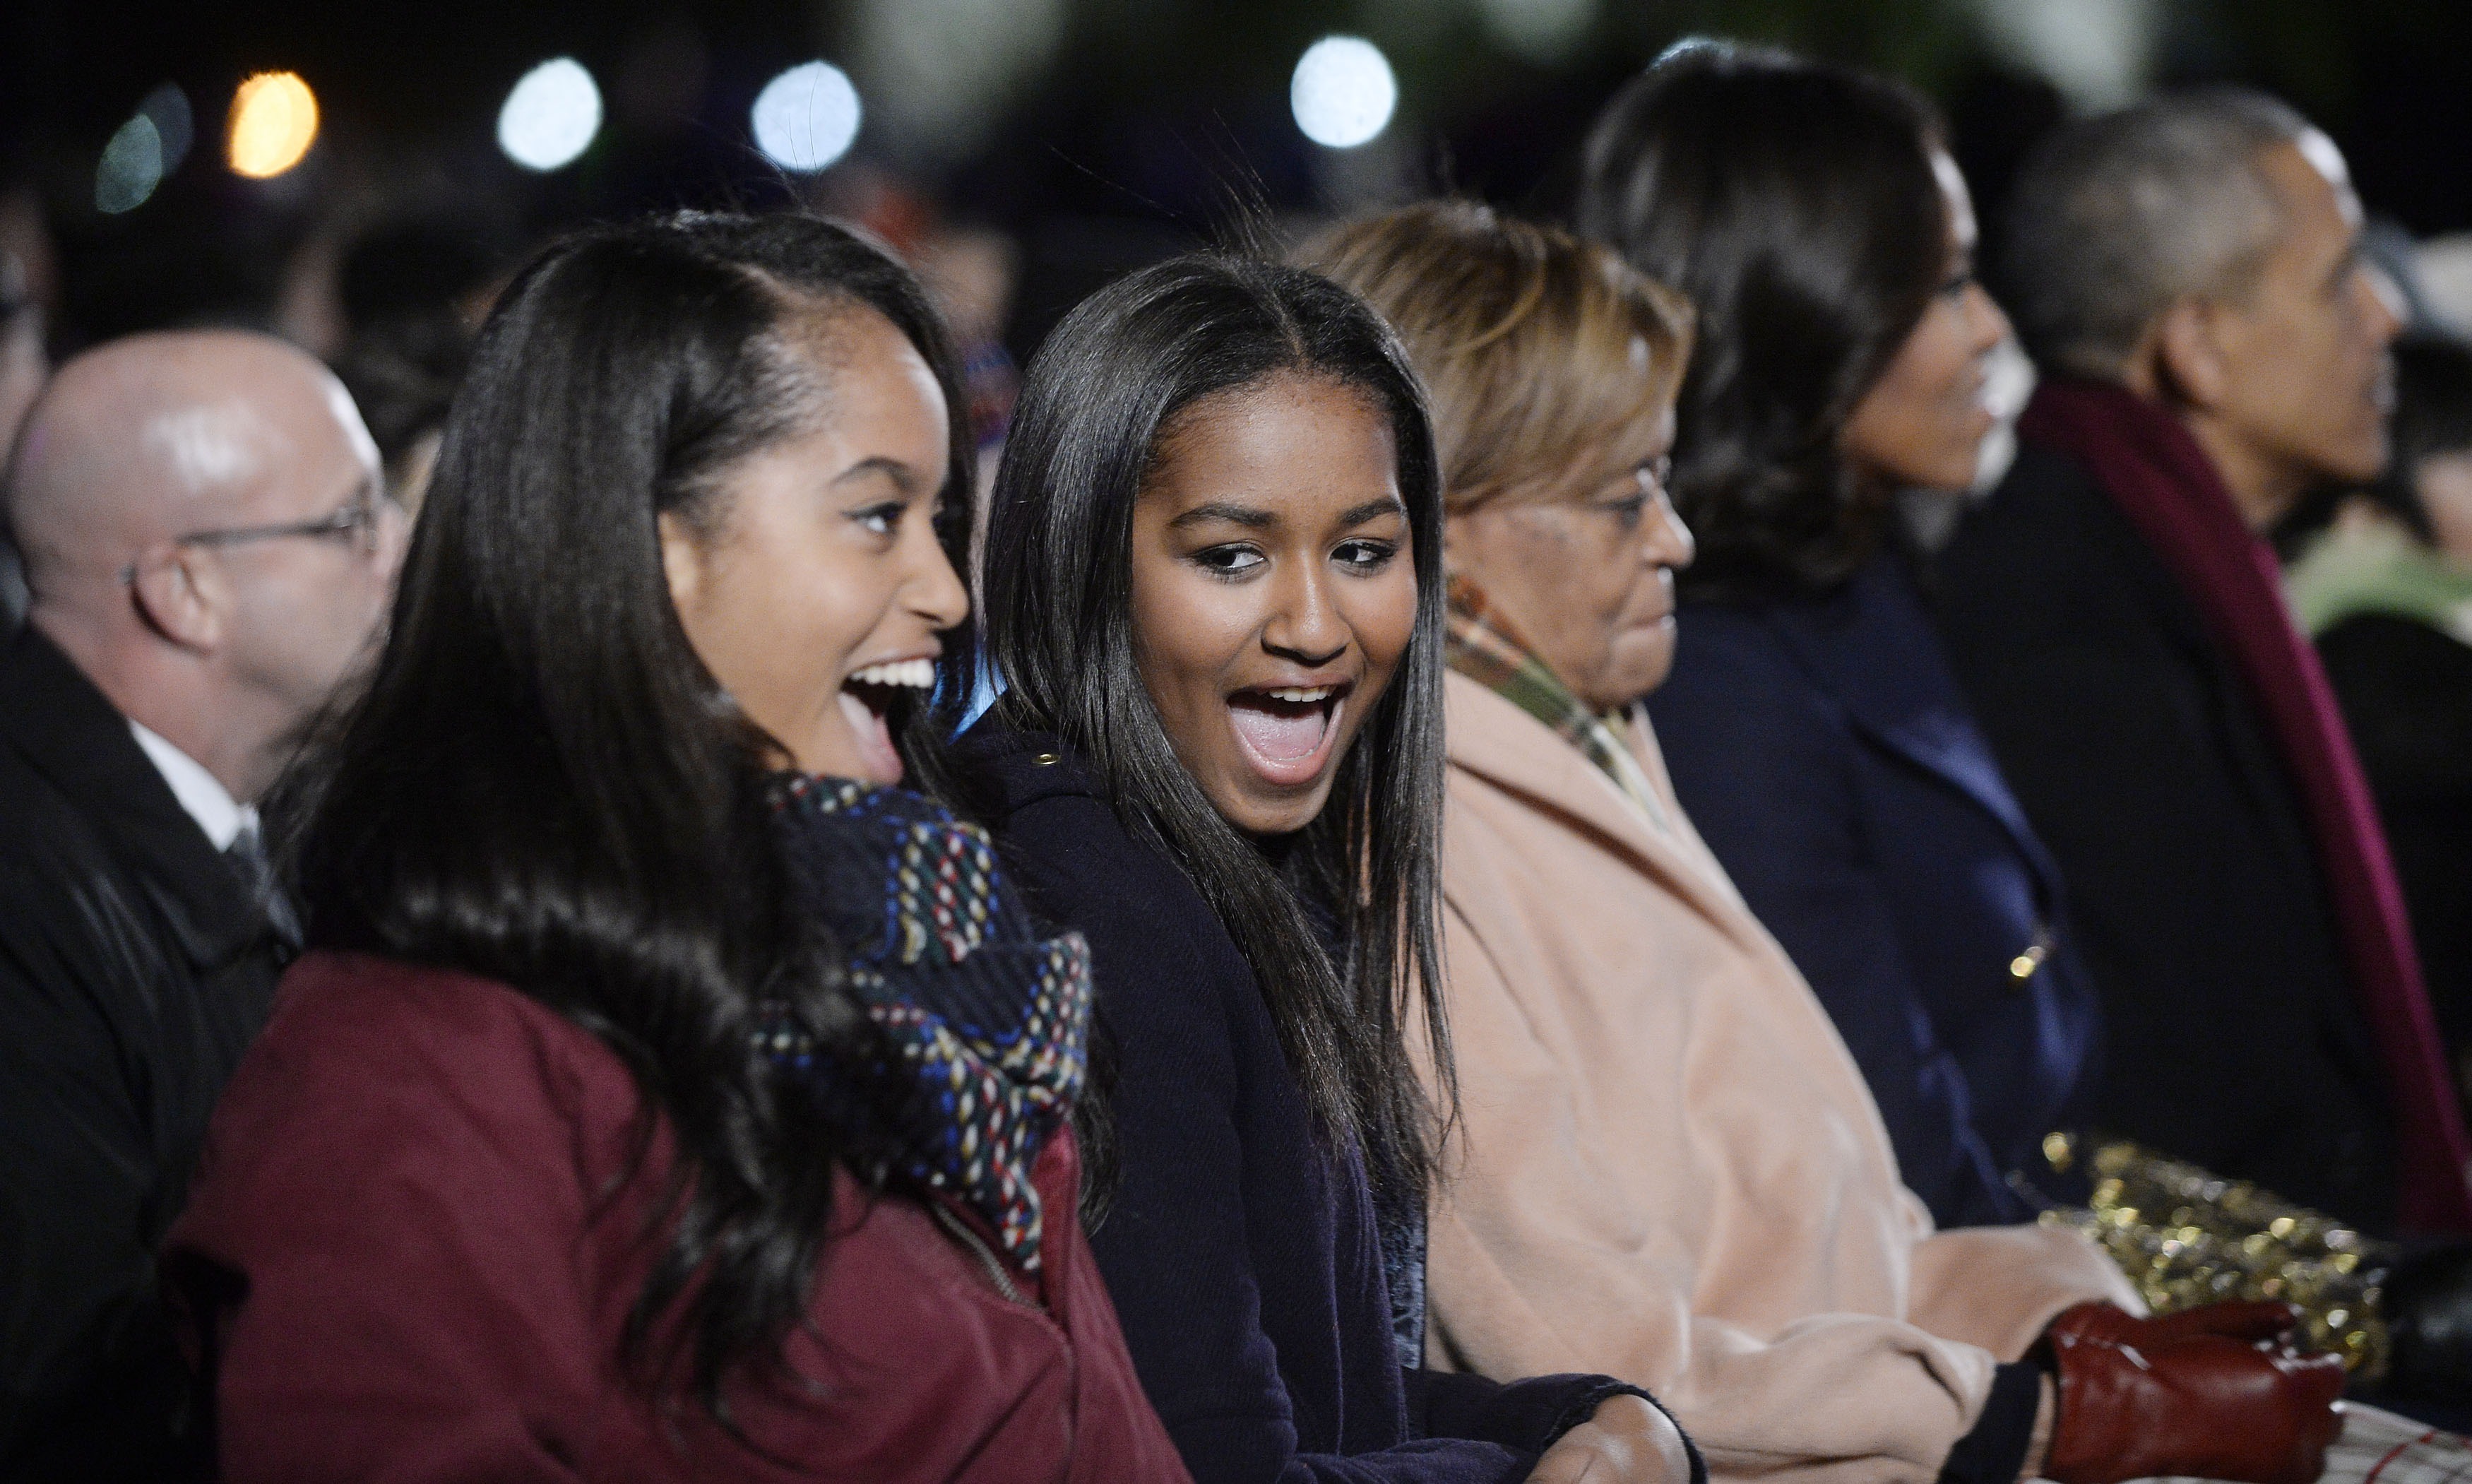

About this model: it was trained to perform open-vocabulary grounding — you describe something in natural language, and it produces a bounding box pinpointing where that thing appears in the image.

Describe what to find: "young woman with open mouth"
[954,253,1697,1484]
[160,213,1189,1481]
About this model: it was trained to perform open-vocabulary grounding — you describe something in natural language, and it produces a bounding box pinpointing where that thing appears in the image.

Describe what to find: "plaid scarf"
[762,778,1092,1272]
[1446,583,1671,832]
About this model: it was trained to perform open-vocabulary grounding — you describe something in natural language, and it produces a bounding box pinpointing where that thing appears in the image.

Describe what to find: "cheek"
[1904,318,1979,412]
[1355,564,1420,669]
[697,535,877,704]
[1129,564,1246,724]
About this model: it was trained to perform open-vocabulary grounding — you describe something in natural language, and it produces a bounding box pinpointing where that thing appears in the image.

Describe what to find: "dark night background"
[8,0,2472,362]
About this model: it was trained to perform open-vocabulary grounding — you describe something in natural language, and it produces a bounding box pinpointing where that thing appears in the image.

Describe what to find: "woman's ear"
[656,510,703,615]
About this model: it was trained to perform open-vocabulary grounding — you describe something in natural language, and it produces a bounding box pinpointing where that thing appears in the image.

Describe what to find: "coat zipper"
[932,1201,1032,1307]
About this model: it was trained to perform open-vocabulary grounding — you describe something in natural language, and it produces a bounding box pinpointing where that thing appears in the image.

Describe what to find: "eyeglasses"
[119,484,391,584]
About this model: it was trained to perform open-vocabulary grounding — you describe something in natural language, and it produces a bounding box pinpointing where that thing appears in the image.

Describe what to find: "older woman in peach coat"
[1305,199,2352,1484]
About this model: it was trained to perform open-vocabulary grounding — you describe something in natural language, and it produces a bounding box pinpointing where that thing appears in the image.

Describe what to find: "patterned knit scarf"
[1445,580,1671,832]
[763,778,1092,1271]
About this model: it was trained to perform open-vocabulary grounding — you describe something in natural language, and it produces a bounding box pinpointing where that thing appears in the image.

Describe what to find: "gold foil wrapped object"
[2037,1134,2393,1381]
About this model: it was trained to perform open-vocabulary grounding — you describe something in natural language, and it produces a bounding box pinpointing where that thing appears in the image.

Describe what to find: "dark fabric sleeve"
[163,981,600,1483]
[1648,619,2026,1229]
[1935,1363,2042,1484]
[1405,1369,1704,1484]
[1935,477,2397,1227]
[1010,809,1532,1484]
[0,872,191,1478]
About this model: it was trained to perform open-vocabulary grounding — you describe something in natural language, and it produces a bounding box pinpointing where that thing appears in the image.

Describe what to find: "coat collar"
[1754,557,2067,901]
[1444,670,1755,942]
[0,621,278,969]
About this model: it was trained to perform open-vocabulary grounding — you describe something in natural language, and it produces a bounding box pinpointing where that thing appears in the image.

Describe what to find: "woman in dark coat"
[1579,45,2099,1227]
[958,253,1698,1484]
[162,214,1188,1481]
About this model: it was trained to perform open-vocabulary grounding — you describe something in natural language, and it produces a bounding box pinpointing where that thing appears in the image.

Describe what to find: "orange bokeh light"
[227,72,318,179]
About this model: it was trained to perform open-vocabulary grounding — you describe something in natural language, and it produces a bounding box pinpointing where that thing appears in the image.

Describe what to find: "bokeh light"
[497,58,602,172]
[95,115,162,215]
[751,61,862,172]
[1476,0,1598,66]
[226,72,319,179]
[1290,36,1396,150]
[141,84,196,175]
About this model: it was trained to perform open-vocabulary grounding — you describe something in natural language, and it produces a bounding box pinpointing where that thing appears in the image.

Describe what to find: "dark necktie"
[223,819,301,948]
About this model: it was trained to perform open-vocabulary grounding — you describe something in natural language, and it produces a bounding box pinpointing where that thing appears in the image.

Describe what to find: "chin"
[1212,777,1333,838]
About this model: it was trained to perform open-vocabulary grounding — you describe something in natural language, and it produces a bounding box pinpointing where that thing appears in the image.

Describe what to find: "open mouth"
[838,658,935,786]
[1225,681,1350,789]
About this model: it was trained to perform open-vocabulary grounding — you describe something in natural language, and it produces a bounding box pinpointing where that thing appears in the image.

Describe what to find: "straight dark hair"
[282,211,975,1417]
[967,254,1453,1205]
[1579,40,1949,600]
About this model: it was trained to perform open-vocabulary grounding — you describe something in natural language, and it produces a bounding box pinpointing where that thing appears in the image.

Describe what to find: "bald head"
[5,330,378,588]
[4,328,401,804]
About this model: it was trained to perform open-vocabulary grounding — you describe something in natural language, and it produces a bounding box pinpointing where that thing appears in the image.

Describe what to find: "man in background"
[1937,90,2466,1240]
[0,329,403,1476]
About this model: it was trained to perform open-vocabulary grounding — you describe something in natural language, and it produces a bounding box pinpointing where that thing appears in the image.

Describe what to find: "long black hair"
[1579,41,1949,599]
[968,254,1453,1204]
[283,211,975,1415]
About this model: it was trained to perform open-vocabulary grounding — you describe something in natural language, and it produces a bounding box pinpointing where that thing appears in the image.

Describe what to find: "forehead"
[1930,148,1978,247]
[776,302,949,444]
[1148,373,1398,500]
[2257,135,2362,254]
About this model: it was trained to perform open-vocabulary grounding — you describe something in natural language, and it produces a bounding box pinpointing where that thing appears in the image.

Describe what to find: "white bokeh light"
[1290,36,1396,150]
[498,58,602,172]
[752,62,862,172]
[96,114,163,214]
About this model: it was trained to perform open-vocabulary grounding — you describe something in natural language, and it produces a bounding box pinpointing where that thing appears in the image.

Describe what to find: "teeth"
[1264,687,1334,704]
[848,658,936,689]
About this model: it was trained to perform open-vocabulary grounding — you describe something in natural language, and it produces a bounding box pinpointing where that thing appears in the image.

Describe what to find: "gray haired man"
[1935,88,2472,1411]
[1935,88,2451,1235]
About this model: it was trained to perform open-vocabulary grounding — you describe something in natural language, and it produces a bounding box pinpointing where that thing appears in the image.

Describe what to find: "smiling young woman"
[1127,369,1418,834]
[157,213,1187,1481]
[956,254,1696,1484]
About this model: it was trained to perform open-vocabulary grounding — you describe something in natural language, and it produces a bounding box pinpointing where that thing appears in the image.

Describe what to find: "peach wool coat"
[1420,671,2139,1483]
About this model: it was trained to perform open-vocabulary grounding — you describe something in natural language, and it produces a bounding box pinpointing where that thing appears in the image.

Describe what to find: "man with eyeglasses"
[0,328,403,1476]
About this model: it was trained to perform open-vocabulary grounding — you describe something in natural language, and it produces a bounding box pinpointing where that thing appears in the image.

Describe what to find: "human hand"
[2040,1302,2346,1484]
[1526,1394,1693,1484]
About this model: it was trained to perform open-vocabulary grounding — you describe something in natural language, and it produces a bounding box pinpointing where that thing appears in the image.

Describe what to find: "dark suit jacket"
[1934,439,2397,1230]
[2316,613,2472,1074]
[1647,554,2101,1229]
[0,621,290,1479]
[955,719,1672,1484]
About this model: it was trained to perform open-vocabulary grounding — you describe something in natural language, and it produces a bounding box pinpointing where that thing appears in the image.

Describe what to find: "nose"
[1262,556,1349,667]
[2357,263,2406,348]
[1965,283,2012,356]
[906,515,971,633]
[1642,489,1695,572]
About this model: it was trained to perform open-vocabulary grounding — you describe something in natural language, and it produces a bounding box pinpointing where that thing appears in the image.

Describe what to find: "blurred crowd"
[7,30,2472,1484]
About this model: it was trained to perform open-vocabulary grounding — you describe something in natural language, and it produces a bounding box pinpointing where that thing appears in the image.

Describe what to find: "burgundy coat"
[164,951,1193,1483]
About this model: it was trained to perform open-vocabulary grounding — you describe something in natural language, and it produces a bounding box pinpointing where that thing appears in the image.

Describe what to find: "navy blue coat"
[954,720,1676,1484]
[1646,554,2102,1228]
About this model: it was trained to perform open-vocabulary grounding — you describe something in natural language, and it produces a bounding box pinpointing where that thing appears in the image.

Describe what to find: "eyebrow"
[831,456,917,492]
[1338,496,1408,527]
[1166,500,1276,530]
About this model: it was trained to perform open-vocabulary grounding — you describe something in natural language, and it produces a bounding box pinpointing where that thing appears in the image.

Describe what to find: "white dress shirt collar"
[129,721,254,852]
